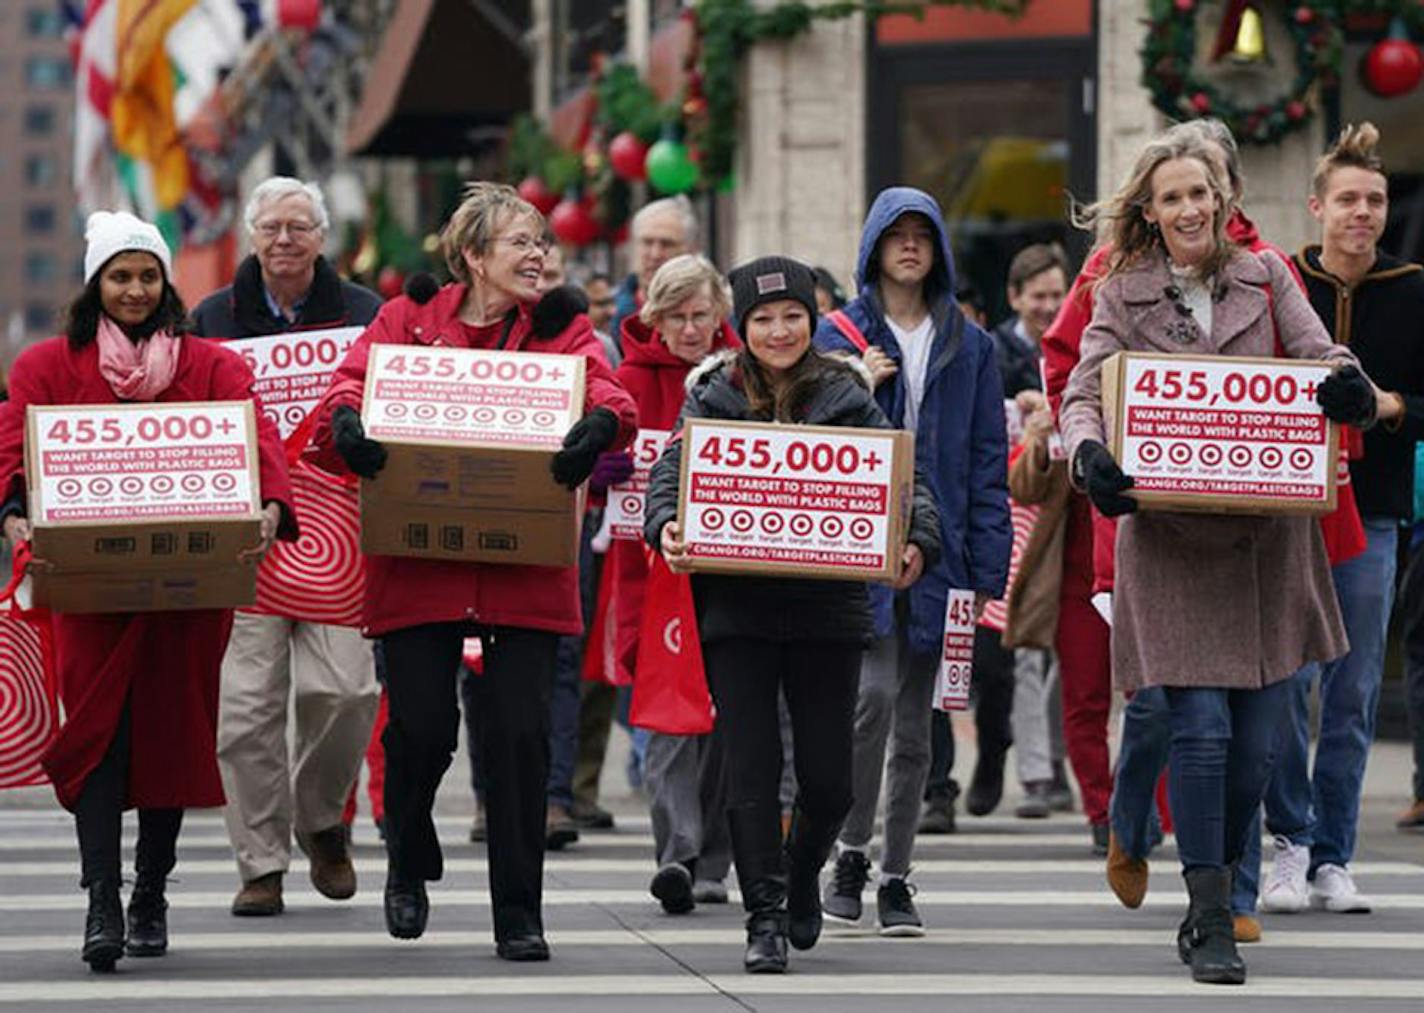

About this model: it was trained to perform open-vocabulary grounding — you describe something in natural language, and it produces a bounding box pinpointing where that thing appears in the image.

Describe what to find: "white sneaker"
[1259,836,1310,913]
[1310,863,1372,913]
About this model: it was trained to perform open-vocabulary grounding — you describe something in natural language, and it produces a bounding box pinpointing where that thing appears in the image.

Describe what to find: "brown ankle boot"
[1106,831,1149,909]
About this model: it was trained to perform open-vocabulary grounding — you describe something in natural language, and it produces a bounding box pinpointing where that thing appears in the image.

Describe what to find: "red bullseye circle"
[444,405,468,422]
[1228,446,1253,468]
[620,495,641,516]
[119,476,144,495]
[89,477,113,496]
[385,403,408,418]
[504,409,528,426]
[1260,447,1284,470]
[700,508,725,531]
[212,473,237,493]
[1139,440,1163,464]
[1290,448,1313,471]
[57,478,81,499]
[151,475,174,494]
[1199,444,1223,467]
[1168,443,1192,466]
[850,517,874,540]
[413,403,437,421]
[789,513,814,536]
[730,510,754,533]
[473,408,496,424]
[532,411,556,428]
[760,512,785,534]
[283,405,306,429]
[254,465,365,626]
[181,474,205,493]
[820,516,845,538]
[0,611,57,788]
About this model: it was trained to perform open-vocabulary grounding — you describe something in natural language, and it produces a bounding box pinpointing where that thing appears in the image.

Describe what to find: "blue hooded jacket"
[813,187,1011,656]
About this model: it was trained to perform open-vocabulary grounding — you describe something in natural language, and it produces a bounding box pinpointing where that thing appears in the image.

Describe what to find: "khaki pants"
[217,612,379,884]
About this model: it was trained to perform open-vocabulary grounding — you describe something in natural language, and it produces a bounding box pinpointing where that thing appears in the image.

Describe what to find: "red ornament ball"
[549,195,600,247]
[376,266,405,301]
[607,131,649,182]
[1190,92,1212,114]
[516,176,559,216]
[1174,0,1194,11]
[1294,5,1314,25]
[1363,37,1424,98]
[1286,100,1307,120]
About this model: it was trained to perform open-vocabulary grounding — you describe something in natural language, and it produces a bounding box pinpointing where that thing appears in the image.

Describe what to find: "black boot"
[81,881,125,972]
[384,871,429,940]
[741,877,789,974]
[784,807,840,951]
[127,808,180,957]
[1177,867,1246,985]
[125,877,168,957]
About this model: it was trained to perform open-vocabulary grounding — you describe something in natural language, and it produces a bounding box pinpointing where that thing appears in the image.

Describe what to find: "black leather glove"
[1316,364,1376,426]
[551,408,620,489]
[532,285,590,339]
[1073,440,1137,517]
[331,405,388,479]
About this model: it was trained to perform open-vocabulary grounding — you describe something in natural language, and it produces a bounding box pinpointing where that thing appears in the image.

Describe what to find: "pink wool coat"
[1060,248,1359,692]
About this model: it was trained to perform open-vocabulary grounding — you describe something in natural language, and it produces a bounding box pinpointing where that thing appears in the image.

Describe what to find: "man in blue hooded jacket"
[814,187,1011,934]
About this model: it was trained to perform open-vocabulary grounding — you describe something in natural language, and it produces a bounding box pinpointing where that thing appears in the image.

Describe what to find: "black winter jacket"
[991,317,1042,396]
[190,255,382,338]
[644,350,942,645]
[1296,247,1424,520]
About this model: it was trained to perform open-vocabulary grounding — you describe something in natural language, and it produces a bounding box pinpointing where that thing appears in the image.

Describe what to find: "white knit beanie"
[83,211,173,284]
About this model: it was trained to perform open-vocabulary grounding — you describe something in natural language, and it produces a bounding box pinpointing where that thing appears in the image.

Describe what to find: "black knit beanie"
[728,256,819,338]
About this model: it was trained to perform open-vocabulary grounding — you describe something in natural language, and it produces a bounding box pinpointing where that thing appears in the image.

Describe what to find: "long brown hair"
[736,347,836,422]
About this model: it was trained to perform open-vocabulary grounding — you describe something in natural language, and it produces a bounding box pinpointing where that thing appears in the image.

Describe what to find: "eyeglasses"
[254,220,319,238]
[495,235,552,255]
[663,311,715,331]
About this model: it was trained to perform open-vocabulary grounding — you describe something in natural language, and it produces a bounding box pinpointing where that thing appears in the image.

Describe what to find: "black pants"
[1402,536,1424,801]
[702,638,861,901]
[74,703,183,888]
[926,625,1015,801]
[381,622,557,941]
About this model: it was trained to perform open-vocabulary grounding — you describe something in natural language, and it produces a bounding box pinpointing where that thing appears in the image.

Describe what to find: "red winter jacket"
[1042,211,1366,592]
[603,316,740,682]
[310,283,637,637]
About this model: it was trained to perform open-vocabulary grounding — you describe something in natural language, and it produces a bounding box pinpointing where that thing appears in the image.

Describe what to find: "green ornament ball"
[646,139,699,194]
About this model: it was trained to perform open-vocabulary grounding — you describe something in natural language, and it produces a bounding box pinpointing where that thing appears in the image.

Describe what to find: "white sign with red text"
[1104,353,1337,514]
[677,418,912,581]
[362,345,583,447]
[608,428,671,541]
[935,589,976,712]
[29,402,256,522]
[225,327,362,438]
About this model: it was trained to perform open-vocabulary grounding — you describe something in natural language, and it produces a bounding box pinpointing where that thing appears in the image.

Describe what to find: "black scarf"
[231,254,350,335]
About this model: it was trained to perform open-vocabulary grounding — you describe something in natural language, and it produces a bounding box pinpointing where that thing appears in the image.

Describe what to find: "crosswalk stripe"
[6,887,1424,912]
[3,926,1423,954]
[2,973,1423,1002]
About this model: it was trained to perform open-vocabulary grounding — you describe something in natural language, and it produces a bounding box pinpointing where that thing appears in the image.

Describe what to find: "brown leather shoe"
[297,825,357,900]
[545,805,579,851]
[231,872,284,916]
[1233,914,1262,944]
[1396,799,1424,830]
[1105,831,1148,909]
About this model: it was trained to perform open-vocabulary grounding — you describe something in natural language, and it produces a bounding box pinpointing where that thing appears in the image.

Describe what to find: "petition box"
[676,418,914,582]
[25,401,262,612]
[225,326,363,438]
[1102,352,1338,516]
[359,344,586,567]
[607,428,672,541]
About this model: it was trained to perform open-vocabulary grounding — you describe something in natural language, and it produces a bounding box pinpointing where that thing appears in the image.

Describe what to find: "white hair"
[244,176,330,233]
[632,195,699,248]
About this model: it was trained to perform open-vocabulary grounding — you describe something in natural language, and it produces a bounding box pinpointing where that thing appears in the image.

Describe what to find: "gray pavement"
[2,715,1422,1011]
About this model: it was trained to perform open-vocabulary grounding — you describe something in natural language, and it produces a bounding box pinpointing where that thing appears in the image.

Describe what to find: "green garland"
[1142,1,1424,146]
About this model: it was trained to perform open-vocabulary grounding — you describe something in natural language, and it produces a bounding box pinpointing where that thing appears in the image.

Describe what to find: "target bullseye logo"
[88,477,113,496]
[413,403,437,421]
[443,405,468,422]
[283,405,305,428]
[181,474,205,494]
[1290,448,1313,471]
[620,495,641,517]
[850,517,874,540]
[150,475,174,494]
[473,408,496,424]
[760,512,785,535]
[1168,443,1192,466]
[1199,444,1223,467]
[503,409,527,426]
[119,476,144,496]
[700,508,725,531]
[384,403,408,418]
[1228,445,1253,468]
[532,411,556,428]
[820,515,845,538]
[57,478,81,499]
[212,473,237,493]
[1138,440,1163,465]
[789,513,814,537]
[1259,447,1283,470]
[730,510,755,533]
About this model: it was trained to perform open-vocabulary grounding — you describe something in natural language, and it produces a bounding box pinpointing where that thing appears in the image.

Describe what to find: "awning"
[346,0,531,158]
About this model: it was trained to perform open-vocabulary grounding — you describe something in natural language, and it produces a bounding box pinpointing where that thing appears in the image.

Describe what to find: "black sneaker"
[650,863,695,915]
[822,850,871,924]
[877,877,925,937]
[917,795,956,835]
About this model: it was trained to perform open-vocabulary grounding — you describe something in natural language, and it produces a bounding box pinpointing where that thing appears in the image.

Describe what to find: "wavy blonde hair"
[1074,131,1235,286]
[639,254,731,326]
[440,182,543,284]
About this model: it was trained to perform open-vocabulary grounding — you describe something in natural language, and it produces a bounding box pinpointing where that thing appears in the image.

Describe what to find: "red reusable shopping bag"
[0,545,58,788]
[629,553,713,735]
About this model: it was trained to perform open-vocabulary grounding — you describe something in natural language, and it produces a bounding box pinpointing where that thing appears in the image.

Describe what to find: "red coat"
[310,284,637,637]
[1041,211,1365,591]
[0,336,296,810]
[604,317,740,682]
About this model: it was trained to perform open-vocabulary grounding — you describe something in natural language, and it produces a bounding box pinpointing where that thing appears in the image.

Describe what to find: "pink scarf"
[96,315,181,402]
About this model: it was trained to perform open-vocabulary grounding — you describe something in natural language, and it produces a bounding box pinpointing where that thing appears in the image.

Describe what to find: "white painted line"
[2,973,1424,1003]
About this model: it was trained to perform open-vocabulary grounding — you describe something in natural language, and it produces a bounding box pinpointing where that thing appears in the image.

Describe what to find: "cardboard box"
[1101,352,1338,515]
[26,401,263,612]
[224,326,363,438]
[359,344,586,567]
[607,428,671,541]
[676,418,914,581]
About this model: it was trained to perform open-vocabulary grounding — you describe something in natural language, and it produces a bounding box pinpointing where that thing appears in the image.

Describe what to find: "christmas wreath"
[1141,0,1343,144]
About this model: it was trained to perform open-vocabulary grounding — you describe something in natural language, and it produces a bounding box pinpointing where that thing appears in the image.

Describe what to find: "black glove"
[403,272,439,305]
[331,405,388,479]
[1073,440,1137,517]
[551,408,620,489]
[1316,364,1375,426]
[531,285,590,339]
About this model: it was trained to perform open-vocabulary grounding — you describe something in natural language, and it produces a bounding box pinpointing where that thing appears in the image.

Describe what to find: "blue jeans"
[1166,680,1290,871]
[1109,686,1169,859]
[1267,517,1398,873]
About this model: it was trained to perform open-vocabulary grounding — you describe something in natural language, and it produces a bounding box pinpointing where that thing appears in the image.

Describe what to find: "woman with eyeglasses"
[311,182,637,962]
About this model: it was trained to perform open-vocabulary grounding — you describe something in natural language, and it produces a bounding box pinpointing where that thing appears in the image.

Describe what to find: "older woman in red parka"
[0,211,295,972]
[310,182,636,962]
